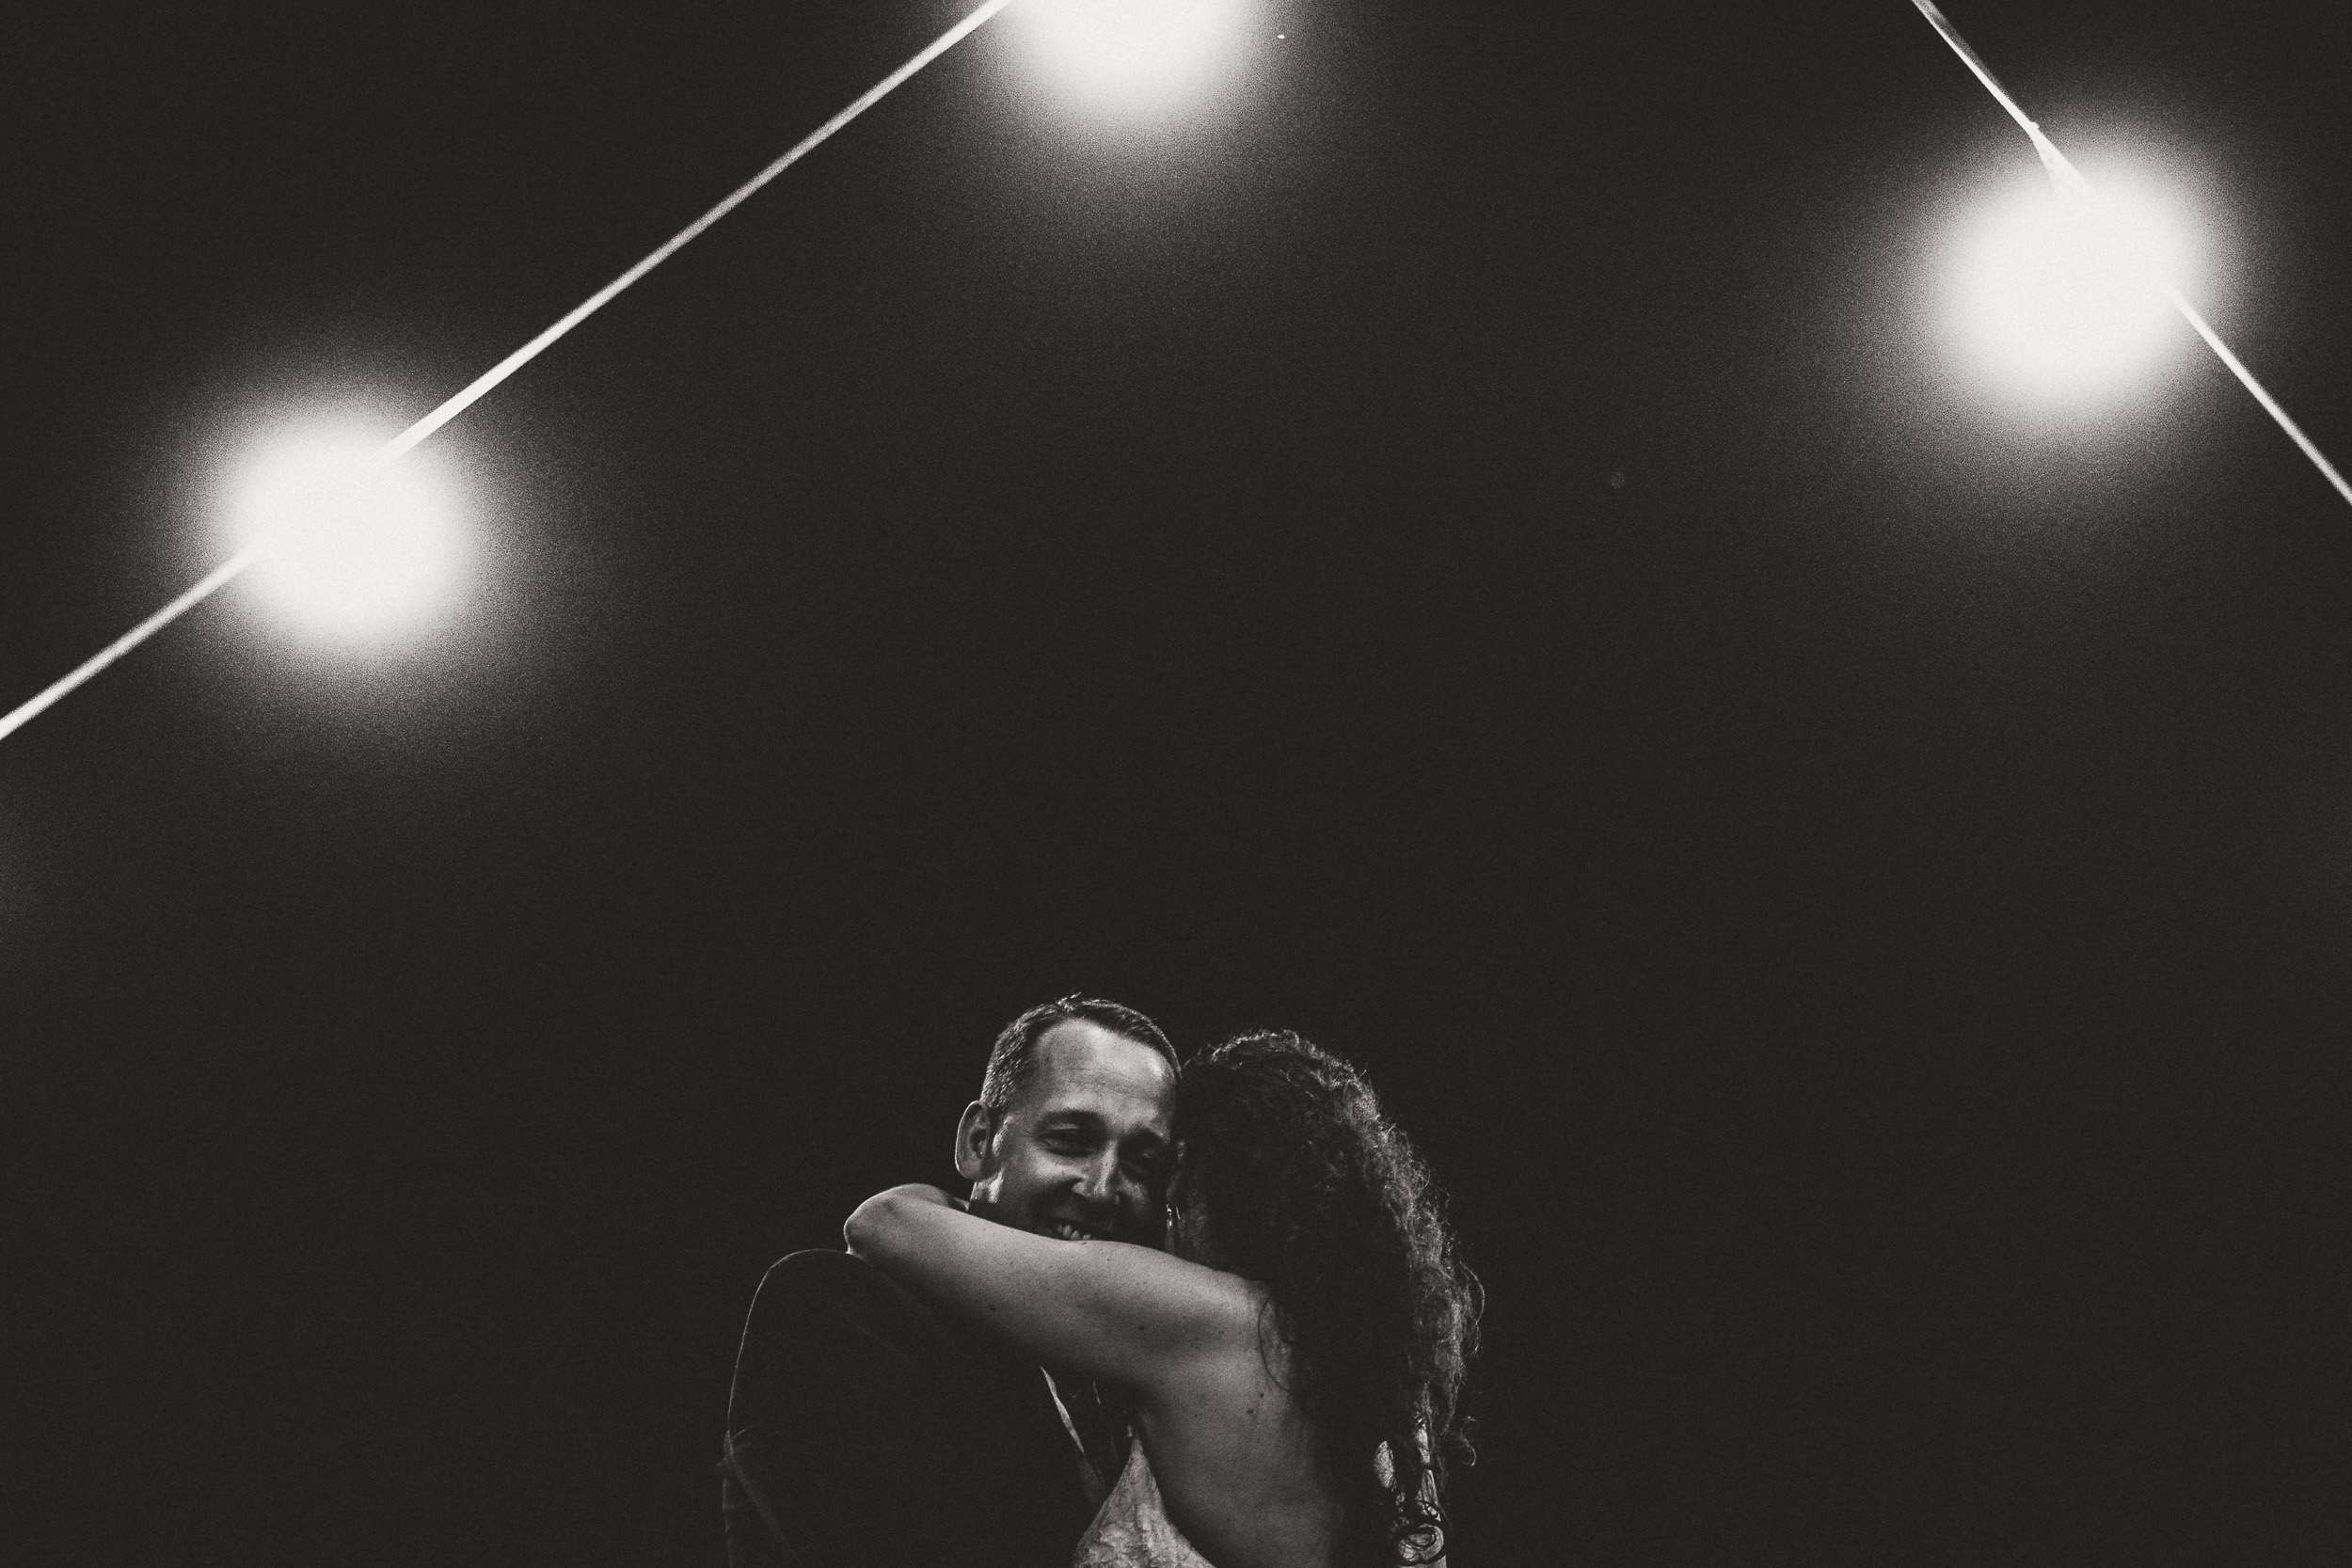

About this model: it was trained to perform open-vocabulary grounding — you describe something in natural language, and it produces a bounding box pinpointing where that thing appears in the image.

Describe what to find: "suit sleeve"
[722,1249,993,1568]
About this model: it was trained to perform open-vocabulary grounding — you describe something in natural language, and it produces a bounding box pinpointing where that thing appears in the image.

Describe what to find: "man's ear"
[952,1101,994,1183]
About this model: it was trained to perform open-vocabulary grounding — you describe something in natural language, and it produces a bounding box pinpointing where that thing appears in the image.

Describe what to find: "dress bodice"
[1072,1443,1216,1568]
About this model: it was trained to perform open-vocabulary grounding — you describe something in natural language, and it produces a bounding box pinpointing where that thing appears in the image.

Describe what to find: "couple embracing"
[721,996,1479,1568]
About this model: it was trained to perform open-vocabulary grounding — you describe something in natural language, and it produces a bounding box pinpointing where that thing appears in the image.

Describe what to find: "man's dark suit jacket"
[722,1248,1099,1568]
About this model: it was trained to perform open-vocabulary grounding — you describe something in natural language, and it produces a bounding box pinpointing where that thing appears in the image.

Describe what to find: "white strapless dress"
[1073,1443,1216,1568]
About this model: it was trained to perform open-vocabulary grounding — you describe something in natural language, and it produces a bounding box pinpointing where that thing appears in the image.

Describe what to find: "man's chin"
[1041,1214,1162,1245]
[975,1196,1155,1245]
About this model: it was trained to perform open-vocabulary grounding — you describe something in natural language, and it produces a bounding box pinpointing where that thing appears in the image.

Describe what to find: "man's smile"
[1044,1217,1112,1243]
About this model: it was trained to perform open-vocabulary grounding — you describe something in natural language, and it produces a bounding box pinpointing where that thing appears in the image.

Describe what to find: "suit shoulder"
[753,1247,905,1306]
[742,1248,946,1341]
[758,1247,870,1290]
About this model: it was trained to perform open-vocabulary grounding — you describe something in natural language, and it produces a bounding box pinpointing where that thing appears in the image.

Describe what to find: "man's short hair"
[978,995,1179,1117]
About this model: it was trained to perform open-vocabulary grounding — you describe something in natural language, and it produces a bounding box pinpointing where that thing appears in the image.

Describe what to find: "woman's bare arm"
[845,1183,1263,1391]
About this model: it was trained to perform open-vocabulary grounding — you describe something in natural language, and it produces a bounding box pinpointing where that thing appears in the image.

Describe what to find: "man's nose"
[1072,1149,1123,1209]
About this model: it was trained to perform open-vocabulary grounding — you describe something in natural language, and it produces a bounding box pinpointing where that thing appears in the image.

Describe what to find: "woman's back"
[1122,1306,1342,1568]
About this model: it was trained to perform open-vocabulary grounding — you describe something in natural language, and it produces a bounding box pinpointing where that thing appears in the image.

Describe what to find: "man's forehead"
[1024,1021,1175,1120]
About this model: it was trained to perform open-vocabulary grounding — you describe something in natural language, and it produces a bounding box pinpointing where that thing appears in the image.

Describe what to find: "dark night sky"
[8,2,2349,1562]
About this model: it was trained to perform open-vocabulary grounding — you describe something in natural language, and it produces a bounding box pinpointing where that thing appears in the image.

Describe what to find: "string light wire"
[1910,0,2352,508]
[11,2,2341,747]
[0,0,1015,745]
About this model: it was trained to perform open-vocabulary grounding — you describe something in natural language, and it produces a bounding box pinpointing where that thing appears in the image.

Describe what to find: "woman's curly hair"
[1172,1030,1481,1566]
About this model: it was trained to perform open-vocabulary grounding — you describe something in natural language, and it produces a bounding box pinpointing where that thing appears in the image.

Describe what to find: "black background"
[7,1,2348,1562]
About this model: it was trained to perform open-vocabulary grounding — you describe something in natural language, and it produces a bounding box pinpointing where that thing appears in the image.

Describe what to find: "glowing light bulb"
[1009,0,1254,119]
[222,419,469,646]
[1939,159,2204,407]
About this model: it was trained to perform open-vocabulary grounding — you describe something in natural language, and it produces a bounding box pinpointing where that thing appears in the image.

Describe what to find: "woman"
[847,1029,1480,1568]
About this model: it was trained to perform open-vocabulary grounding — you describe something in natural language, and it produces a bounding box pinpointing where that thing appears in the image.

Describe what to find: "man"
[722,995,1180,1568]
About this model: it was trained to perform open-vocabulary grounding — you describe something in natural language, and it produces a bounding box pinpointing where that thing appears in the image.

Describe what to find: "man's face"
[955,1020,1176,1246]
